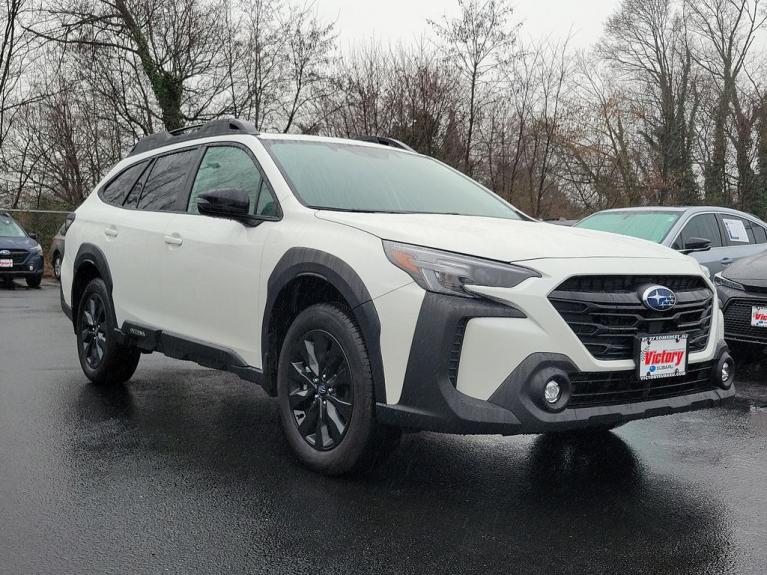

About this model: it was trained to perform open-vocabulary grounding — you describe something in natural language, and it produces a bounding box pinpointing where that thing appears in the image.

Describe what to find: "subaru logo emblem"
[641,285,677,311]
[0,250,9,255]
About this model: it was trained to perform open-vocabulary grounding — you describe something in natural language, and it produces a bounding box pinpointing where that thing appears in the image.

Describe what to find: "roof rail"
[356,136,415,152]
[129,118,259,157]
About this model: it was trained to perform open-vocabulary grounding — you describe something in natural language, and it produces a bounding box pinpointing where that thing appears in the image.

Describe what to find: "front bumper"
[718,284,767,344]
[376,282,734,435]
[0,254,43,280]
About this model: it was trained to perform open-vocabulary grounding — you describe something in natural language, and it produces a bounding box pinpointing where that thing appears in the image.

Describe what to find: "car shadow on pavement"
[61,369,732,575]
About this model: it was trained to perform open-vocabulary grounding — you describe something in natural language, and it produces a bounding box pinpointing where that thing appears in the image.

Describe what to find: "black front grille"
[569,361,716,407]
[723,299,767,343]
[549,275,713,360]
[0,249,28,268]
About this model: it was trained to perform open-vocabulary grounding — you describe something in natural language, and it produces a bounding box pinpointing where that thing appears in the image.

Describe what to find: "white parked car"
[61,119,735,474]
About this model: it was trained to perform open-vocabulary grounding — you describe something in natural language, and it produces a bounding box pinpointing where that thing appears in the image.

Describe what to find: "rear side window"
[753,224,767,244]
[100,161,149,206]
[138,150,197,211]
[673,214,723,249]
[721,215,756,245]
[188,146,263,214]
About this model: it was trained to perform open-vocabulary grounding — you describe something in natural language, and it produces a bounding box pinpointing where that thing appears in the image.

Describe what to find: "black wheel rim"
[286,329,353,451]
[80,294,107,369]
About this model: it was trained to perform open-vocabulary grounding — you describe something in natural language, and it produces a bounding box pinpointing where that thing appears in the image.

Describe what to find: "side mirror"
[680,237,711,254]
[197,188,250,219]
[28,232,37,240]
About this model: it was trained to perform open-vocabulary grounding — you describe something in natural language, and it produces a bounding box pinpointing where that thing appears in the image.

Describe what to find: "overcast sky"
[316,0,620,50]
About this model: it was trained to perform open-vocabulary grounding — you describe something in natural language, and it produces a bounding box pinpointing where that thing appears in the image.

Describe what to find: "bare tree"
[430,0,517,174]
[685,0,767,206]
[30,0,228,130]
[600,0,699,205]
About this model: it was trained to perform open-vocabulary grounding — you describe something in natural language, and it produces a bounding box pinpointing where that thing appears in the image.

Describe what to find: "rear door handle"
[104,226,119,239]
[164,233,183,247]
[720,257,733,265]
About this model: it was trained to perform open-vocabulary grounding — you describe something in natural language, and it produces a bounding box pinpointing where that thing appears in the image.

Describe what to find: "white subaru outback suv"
[61,119,735,474]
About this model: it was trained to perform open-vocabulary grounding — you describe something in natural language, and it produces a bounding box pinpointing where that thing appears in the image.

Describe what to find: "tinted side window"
[138,150,197,211]
[753,224,767,244]
[721,215,756,245]
[188,146,263,214]
[100,161,148,206]
[675,214,723,249]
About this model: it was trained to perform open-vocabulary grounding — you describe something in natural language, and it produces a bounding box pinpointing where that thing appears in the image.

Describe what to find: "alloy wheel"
[286,329,353,451]
[80,294,108,369]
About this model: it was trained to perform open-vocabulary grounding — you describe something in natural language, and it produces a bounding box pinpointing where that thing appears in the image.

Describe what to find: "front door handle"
[720,257,733,265]
[164,233,183,247]
[104,226,119,239]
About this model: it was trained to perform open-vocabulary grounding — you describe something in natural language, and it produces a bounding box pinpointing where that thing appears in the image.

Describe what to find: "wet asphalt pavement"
[1,283,766,575]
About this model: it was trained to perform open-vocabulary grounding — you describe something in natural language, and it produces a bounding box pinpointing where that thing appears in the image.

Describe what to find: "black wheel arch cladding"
[263,247,387,403]
[71,243,116,332]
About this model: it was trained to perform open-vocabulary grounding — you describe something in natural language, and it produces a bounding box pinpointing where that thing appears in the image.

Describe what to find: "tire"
[76,278,140,386]
[26,274,42,288]
[53,253,62,281]
[277,303,392,475]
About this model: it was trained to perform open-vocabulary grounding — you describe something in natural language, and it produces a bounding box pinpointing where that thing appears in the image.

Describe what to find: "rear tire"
[76,278,140,386]
[53,253,62,280]
[277,303,392,475]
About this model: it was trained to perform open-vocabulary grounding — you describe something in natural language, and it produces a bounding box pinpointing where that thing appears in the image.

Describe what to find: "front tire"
[76,278,140,385]
[26,274,42,288]
[277,303,384,475]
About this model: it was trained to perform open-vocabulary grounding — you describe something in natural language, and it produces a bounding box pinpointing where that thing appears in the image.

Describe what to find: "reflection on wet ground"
[1,285,765,574]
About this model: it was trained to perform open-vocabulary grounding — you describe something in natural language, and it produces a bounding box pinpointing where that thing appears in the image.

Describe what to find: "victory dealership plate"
[637,334,687,380]
[751,306,767,328]
[0,259,13,268]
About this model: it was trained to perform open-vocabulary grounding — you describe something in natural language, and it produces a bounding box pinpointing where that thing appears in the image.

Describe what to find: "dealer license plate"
[751,306,767,328]
[0,259,12,268]
[637,334,687,380]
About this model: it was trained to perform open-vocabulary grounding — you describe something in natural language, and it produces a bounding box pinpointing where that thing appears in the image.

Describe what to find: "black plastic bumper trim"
[376,292,526,434]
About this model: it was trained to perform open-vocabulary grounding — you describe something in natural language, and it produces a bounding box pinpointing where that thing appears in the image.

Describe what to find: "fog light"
[28,265,33,271]
[544,380,561,404]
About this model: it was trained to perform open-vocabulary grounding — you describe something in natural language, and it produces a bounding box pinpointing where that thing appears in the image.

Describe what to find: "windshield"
[262,139,522,219]
[575,210,681,243]
[0,216,26,238]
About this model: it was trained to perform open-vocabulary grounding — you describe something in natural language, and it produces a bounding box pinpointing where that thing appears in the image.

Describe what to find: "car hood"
[316,212,687,263]
[0,235,38,251]
[721,250,767,286]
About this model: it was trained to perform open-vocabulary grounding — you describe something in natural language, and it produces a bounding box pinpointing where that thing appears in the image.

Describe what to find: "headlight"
[31,244,43,255]
[383,240,540,298]
[713,272,744,291]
